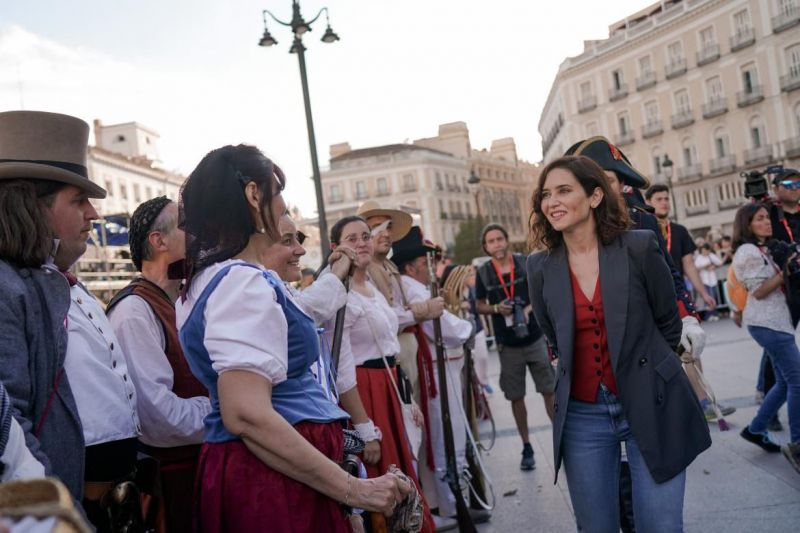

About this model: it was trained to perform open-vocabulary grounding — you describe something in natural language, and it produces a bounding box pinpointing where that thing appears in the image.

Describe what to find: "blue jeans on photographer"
[747,326,800,443]
[562,385,686,533]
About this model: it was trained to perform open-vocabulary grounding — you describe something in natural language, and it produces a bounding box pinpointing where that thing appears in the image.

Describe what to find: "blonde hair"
[442,265,473,316]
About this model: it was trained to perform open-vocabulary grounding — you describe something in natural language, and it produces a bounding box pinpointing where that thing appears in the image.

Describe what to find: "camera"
[741,165,786,201]
[505,297,529,339]
[766,240,800,279]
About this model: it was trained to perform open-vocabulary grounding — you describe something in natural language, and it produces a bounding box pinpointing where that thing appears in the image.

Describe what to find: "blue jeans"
[562,386,686,533]
[747,326,800,443]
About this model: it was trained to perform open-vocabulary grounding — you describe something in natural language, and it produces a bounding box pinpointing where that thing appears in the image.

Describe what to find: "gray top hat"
[0,110,106,198]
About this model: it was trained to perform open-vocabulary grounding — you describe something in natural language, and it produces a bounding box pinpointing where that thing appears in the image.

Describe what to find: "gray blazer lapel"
[600,239,628,371]
[543,246,575,371]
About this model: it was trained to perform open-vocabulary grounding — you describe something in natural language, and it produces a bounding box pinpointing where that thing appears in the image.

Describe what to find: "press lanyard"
[491,258,515,300]
[781,218,794,242]
[665,223,672,253]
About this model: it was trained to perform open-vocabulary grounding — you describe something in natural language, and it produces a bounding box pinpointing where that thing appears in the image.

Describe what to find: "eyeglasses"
[341,232,373,246]
[779,180,800,190]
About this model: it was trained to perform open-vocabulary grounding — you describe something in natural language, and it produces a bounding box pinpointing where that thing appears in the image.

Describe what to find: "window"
[684,188,708,208]
[145,186,152,199]
[718,181,744,202]
[435,172,443,191]
[617,112,631,135]
[699,27,716,47]
[403,174,416,192]
[667,41,683,62]
[579,80,592,98]
[742,64,759,92]
[681,138,697,166]
[120,183,128,200]
[612,69,624,90]
[674,89,691,113]
[779,0,797,17]
[733,9,751,34]
[439,199,446,218]
[355,181,367,199]
[377,177,389,195]
[788,44,800,78]
[644,101,660,124]
[638,55,653,75]
[795,103,800,134]
[749,116,766,148]
[713,128,731,158]
[706,76,724,100]
[104,179,113,196]
[133,183,141,203]
[651,146,663,176]
[115,134,126,143]
[330,184,342,202]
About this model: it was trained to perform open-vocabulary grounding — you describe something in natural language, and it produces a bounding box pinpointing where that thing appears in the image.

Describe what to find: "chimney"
[330,142,351,160]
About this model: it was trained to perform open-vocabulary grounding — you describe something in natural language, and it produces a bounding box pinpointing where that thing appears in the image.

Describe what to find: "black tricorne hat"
[391,226,437,270]
[565,136,650,189]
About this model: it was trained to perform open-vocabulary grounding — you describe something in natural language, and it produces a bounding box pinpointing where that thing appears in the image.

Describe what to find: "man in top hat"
[106,196,211,532]
[356,201,445,408]
[391,226,474,526]
[0,111,142,513]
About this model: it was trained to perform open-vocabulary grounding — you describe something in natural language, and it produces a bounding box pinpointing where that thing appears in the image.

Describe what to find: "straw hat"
[355,200,412,241]
[0,110,106,198]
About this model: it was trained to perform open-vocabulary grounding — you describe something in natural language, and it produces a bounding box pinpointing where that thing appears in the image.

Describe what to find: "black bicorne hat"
[565,136,650,189]
[390,226,437,269]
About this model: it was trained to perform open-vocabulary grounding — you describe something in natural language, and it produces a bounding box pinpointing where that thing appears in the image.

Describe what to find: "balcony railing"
[577,95,597,113]
[785,136,800,159]
[696,43,721,66]
[636,71,657,91]
[615,131,635,146]
[781,70,800,92]
[402,186,418,193]
[709,155,736,176]
[772,6,800,33]
[702,97,728,118]
[744,145,775,166]
[730,27,755,51]
[665,58,687,79]
[671,109,694,129]
[376,189,390,197]
[609,84,629,102]
[677,163,703,181]
[737,85,764,107]
[355,191,368,200]
[330,195,344,204]
[641,120,664,139]
[685,205,710,216]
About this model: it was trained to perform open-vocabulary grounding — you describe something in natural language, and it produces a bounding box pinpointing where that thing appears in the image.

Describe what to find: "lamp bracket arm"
[306,7,328,26]
[263,9,292,27]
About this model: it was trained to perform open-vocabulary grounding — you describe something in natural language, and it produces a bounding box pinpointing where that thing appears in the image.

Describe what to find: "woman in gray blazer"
[526,156,710,533]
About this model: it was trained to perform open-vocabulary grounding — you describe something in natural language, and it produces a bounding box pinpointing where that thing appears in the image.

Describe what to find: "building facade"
[89,120,184,216]
[320,122,540,250]
[538,0,800,236]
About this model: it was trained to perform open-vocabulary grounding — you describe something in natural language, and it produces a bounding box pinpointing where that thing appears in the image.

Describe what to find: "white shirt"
[1,418,45,482]
[390,274,417,331]
[733,244,794,335]
[108,294,212,448]
[401,275,472,359]
[64,284,140,446]
[291,273,347,325]
[694,252,722,287]
[175,260,289,385]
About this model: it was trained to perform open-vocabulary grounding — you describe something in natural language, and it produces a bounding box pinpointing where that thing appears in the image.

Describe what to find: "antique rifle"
[425,252,477,533]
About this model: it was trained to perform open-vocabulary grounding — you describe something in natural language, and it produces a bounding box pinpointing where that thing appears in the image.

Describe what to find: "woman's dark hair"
[529,156,630,251]
[0,180,62,267]
[732,203,769,251]
[181,144,285,277]
[330,215,367,245]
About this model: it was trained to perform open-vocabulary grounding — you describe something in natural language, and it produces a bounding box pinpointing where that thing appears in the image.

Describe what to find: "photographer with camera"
[731,203,800,473]
[475,224,555,471]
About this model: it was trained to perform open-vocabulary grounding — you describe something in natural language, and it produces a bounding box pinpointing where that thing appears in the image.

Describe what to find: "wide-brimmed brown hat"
[356,200,412,241]
[0,110,106,198]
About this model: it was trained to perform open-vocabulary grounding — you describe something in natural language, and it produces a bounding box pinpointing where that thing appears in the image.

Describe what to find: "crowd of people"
[0,110,798,533]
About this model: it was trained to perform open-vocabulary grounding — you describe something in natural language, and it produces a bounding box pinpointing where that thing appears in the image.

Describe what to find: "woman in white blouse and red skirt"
[176,145,409,533]
[329,215,435,533]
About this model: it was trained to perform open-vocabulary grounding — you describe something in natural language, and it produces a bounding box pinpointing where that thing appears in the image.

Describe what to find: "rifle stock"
[427,253,477,532]
[330,276,350,373]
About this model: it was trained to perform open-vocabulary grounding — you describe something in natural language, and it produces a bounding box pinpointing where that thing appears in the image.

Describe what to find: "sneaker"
[521,443,536,471]
[782,442,800,474]
[432,514,458,531]
[740,426,781,453]
[704,403,736,420]
[769,417,784,432]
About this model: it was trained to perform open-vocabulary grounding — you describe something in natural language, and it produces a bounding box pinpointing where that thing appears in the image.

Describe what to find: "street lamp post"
[662,154,676,222]
[259,1,340,257]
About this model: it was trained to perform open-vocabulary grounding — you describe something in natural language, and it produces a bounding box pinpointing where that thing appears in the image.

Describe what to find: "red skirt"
[356,366,435,533]
[194,421,351,533]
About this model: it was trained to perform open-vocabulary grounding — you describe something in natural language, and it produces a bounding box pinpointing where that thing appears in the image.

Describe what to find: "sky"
[0,0,650,216]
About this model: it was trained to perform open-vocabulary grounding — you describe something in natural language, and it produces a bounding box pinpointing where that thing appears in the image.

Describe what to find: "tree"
[452,216,487,265]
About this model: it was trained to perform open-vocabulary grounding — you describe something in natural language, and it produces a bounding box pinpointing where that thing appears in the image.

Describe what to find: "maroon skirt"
[194,421,351,533]
[356,366,435,533]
